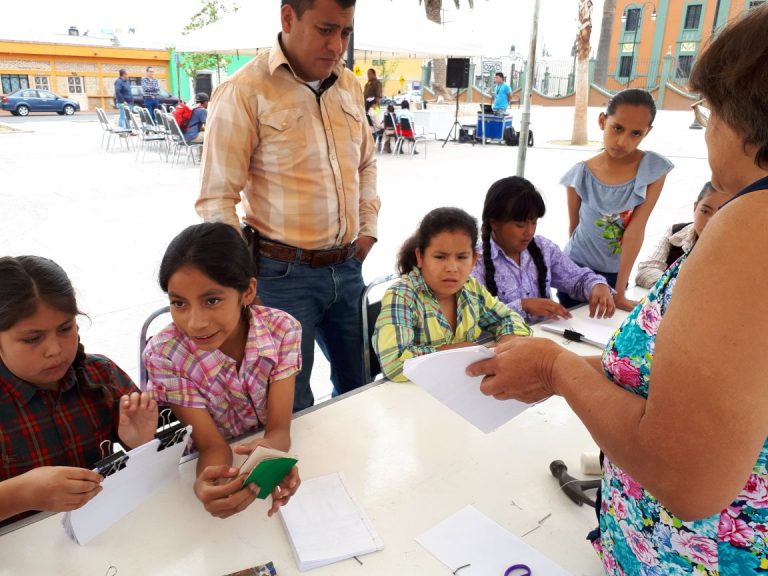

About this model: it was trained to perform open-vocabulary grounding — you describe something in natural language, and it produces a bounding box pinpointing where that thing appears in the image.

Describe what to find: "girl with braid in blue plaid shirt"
[0,256,158,526]
[373,208,531,382]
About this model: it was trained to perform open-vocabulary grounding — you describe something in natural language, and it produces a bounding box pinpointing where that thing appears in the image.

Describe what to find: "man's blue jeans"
[144,98,159,123]
[117,102,130,128]
[257,255,366,412]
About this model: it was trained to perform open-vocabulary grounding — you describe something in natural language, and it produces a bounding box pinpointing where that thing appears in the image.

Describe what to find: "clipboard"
[539,316,618,349]
[62,422,192,545]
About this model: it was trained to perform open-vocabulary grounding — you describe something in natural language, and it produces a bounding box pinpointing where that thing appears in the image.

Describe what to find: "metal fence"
[473,56,695,98]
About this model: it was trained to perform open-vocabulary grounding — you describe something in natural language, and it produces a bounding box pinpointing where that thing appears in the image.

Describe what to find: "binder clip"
[154,421,188,452]
[563,329,584,343]
[550,460,600,508]
[94,450,129,478]
[159,408,174,429]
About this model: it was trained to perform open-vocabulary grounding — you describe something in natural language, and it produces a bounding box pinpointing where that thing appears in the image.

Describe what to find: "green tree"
[376,60,399,87]
[419,0,476,98]
[180,0,238,87]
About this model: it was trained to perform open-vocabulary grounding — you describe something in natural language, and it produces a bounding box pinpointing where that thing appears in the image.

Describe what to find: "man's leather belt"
[258,238,358,268]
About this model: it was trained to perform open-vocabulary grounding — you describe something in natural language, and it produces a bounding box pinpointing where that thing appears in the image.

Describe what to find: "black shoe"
[413,149,419,155]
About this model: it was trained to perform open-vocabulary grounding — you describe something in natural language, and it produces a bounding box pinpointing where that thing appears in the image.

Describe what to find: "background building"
[600,0,766,93]
[0,28,171,111]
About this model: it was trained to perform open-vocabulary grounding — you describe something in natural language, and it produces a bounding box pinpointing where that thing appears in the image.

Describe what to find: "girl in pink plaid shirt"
[144,223,301,519]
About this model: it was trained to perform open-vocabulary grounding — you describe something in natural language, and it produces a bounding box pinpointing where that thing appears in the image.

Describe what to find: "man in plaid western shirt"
[196,0,379,411]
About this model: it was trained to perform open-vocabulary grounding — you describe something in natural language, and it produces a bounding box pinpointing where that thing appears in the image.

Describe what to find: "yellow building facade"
[354,57,425,99]
[604,0,765,92]
[0,39,171,111]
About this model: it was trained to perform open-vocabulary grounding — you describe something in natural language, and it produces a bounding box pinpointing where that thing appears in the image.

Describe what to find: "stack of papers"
[403,346,529,433]
[279,472,383,571]
[417,506,571,575]
[539,316,619,349]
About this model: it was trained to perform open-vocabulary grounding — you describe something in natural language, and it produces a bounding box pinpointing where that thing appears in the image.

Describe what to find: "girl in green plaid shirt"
[373,208,531,382]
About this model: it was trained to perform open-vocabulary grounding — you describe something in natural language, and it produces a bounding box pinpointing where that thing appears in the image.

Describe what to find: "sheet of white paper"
[540,316,619,349]
[403,346,529,433]
[279,472,383,571]
[417,506,572,576]
[63,425,191,545]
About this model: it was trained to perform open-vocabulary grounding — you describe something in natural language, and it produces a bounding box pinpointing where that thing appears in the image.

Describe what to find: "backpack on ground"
[173,102,194,131]
[503,126,535,147]
[503,126,518,146]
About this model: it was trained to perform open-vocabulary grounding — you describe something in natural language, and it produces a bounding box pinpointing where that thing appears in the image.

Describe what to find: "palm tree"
[594,0,616,86]
[420,0,475,98]
[571,0,593,145]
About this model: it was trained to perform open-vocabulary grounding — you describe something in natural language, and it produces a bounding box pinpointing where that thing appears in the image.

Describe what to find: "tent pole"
[481,57,486,146]
[346,31,354,70]
[517,0,540,177]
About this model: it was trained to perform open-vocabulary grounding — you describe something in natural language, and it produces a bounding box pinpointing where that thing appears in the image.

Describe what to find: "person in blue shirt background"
[184,92,209,144]
[492,72,512,115]
[113,69,133,129]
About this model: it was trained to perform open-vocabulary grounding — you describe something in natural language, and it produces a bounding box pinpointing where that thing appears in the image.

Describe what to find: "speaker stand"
[442,88,464,148]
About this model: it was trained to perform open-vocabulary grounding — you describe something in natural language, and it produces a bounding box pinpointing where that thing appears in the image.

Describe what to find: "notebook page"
[540,316,618,348]
[417,506,571,575]
[279,472,383,571]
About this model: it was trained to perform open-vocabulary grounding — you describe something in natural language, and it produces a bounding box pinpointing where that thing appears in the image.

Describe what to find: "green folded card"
[240,446,298,499]
[243,457,298,499]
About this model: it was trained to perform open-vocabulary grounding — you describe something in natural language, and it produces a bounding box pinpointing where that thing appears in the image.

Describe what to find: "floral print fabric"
[595,256,768,575]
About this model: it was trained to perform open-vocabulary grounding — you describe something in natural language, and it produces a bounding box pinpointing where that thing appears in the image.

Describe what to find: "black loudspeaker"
[446,58,470,89]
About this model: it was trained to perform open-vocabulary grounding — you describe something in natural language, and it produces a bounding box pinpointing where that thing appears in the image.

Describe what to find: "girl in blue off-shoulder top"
[560,89,673,312]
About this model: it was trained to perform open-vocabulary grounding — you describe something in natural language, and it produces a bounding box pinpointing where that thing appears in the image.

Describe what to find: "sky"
[3,0,606,59]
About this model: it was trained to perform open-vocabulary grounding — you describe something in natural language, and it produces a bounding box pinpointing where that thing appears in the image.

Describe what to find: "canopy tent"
[173,1,484,59]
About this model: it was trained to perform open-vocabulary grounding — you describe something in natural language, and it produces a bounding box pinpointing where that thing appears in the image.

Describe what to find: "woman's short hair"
[689,6,768,168]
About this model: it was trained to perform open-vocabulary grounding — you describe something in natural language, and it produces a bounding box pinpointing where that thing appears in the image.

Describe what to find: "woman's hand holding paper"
[466,337,566,403]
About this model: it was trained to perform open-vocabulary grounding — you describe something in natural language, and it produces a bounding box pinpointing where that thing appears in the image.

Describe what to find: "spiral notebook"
[62,422,191,545]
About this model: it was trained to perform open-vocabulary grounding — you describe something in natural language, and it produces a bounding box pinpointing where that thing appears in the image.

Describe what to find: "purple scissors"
[504,565,532,576]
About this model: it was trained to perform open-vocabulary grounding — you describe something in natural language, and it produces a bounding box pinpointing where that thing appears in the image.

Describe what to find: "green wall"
[169,50,253,102]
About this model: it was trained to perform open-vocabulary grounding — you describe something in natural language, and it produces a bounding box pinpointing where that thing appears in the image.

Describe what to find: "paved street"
[0,111,98,124]
[0,105,709,404]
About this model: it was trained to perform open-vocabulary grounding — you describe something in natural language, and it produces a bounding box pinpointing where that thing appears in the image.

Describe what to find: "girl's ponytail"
[526,239,549,298]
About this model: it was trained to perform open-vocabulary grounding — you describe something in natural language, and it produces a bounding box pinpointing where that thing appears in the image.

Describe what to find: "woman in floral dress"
[468,7,768,574]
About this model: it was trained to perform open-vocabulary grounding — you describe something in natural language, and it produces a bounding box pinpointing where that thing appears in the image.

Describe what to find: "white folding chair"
[167,116,203,167]
[95,107,133,151]
[397,116,428,158]
[134,108,167,162]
